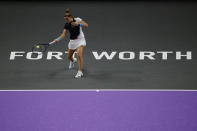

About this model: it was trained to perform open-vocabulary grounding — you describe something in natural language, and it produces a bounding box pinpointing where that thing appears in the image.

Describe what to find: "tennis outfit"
[64,17,86,50]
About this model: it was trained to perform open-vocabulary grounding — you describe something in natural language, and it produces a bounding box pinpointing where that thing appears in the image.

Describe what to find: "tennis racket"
[32,41,54,55]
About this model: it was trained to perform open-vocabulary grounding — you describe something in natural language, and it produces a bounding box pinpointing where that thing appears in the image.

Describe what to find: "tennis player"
[52,8,88,78]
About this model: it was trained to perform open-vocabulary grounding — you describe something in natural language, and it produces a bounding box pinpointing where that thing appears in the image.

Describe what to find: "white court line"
[0,89,197,91]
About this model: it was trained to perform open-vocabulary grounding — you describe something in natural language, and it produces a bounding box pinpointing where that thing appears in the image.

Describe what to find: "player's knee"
[77,52,82,59]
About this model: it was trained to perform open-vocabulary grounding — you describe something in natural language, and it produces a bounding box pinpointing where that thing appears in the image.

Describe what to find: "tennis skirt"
[68,37,86,50]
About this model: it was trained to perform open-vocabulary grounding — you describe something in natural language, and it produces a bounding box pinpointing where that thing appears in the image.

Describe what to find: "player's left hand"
[71,22,79,26]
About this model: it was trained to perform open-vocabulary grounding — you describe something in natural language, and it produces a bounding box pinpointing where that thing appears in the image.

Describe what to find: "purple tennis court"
[0,91,197,131]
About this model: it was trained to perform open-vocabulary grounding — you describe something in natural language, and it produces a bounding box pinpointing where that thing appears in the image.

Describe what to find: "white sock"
[78,70,82,74]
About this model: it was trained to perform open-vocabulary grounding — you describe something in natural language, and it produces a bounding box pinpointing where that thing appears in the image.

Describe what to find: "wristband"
[57,37,61,41]
[79,23,83,27]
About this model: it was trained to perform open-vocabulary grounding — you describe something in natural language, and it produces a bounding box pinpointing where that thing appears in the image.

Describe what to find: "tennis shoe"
[75,71,83,78]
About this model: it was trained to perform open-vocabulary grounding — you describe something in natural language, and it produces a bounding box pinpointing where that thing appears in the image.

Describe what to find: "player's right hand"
[53,39,59,43]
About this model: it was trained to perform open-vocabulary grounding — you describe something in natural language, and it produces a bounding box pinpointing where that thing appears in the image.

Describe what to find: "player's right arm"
[53,29,67,43]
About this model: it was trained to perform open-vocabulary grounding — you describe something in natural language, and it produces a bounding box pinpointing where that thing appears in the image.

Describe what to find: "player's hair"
[66,8,70,13]
[64,8,73,17]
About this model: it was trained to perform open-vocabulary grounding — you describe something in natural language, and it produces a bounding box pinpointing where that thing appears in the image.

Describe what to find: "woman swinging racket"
[52,8,88,78]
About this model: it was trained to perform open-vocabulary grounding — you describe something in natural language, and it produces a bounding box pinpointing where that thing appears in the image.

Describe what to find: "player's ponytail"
[66,8,70,13]
[65,8,73,17]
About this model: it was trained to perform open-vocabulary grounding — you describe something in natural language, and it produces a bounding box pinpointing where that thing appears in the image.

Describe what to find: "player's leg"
[67,49,77,69]
[76,45,84,71]
[67,49,75,62]
[75,45,84,78]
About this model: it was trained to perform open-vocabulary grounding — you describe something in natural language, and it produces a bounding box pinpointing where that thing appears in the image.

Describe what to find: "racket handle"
[49,41,54,45]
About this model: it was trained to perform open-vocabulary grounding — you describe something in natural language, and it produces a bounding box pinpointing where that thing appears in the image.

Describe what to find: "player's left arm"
[80,20,88,27]
[72,18,88,27]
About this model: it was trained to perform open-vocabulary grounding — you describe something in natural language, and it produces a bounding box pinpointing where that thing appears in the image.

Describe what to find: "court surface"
[0,91,197,131]
[0,1,197,89]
